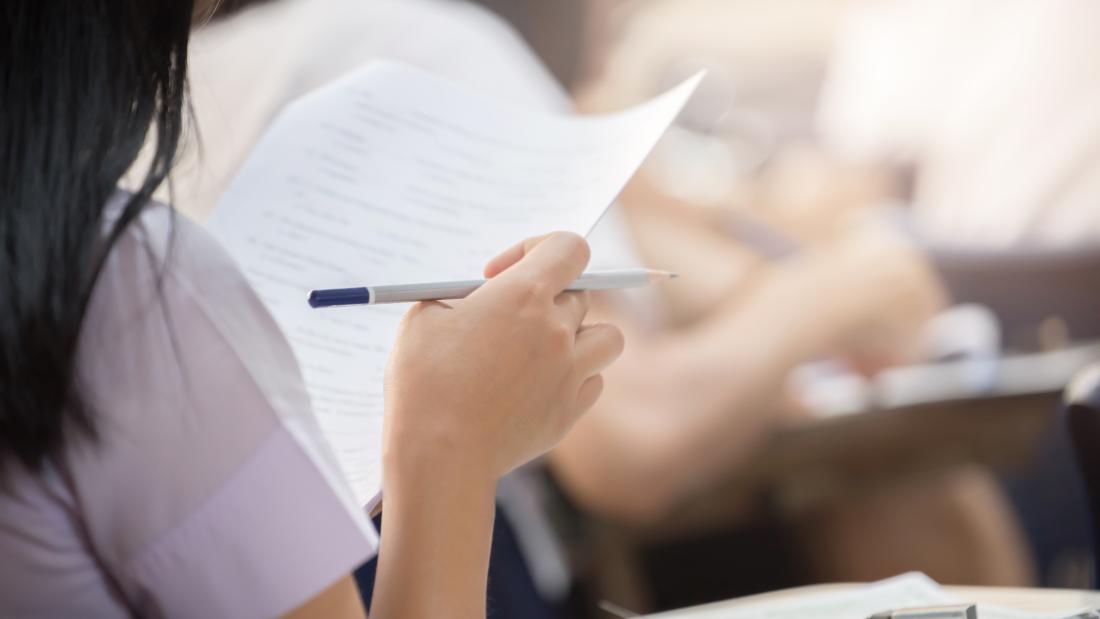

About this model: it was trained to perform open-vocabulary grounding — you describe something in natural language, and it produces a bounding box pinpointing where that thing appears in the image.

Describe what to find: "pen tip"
[647,269,678,281]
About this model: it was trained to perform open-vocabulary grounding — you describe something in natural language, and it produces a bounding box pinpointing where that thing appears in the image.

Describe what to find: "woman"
[0,1,623,617]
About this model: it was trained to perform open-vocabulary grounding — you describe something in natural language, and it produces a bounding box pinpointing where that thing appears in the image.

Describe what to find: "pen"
[307,269,677,307]
[867,605,977,619]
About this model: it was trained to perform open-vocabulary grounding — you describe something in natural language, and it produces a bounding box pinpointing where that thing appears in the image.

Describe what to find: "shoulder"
[95,193,291,380]
[102,191,247,297]
[81,192,309,478]
[85,194,329,475]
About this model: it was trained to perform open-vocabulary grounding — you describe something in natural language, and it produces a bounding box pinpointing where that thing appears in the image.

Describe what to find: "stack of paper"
[646,573,1090,619]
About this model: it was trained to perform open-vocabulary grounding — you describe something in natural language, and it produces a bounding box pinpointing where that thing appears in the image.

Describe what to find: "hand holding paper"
[384,232,625,483]
[209,61,700,505]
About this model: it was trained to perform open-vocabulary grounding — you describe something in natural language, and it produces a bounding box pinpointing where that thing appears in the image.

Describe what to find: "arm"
[551,224,945,524]
[284,471,496,619]
[550,260,834,524]
[370,451,498,617]
[282,461,499,619]
[286,233,623,618]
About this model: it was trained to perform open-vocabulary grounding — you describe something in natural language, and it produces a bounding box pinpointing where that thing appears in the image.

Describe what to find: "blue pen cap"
[307,287,372,308]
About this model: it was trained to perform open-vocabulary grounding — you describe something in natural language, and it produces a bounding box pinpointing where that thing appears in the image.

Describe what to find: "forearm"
[555,234,941,523]
[370,452,497,618]
[367,231,623,616]
[551,266,838,523]
[551,329,800,524]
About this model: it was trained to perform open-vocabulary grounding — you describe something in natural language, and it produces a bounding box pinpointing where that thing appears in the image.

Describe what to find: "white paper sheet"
[208,61,699,506]
[647,572,1089,619]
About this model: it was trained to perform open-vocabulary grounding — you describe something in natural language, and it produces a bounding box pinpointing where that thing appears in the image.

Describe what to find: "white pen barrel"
[361,269,666,304]
[370,280,484,304]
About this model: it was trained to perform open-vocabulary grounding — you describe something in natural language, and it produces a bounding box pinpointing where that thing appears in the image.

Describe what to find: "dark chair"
[1066,363,1100,587]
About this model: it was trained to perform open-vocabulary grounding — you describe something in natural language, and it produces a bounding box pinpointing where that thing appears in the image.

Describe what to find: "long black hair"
[0,1,195,470]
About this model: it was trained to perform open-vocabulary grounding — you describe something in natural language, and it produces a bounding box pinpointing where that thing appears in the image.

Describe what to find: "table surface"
[652,583,1100,616]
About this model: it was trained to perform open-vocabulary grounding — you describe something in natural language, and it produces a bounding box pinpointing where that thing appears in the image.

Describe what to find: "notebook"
[645,572,1091,619]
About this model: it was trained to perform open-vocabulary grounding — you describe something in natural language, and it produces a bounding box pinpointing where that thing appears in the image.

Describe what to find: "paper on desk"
[646,572,1087,619]
[208,61,700,507]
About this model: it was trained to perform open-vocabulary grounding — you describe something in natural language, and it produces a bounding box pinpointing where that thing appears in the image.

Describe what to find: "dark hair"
[0,1,194,470]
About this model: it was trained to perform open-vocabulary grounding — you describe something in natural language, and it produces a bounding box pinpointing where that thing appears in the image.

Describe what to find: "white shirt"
[0,194,376,617]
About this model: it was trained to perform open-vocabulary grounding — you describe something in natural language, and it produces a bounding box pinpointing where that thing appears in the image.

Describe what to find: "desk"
[651,583,1100,616]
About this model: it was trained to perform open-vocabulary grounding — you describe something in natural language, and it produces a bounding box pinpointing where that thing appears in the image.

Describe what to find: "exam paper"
[646,572,1087,619]
[208,61,699,506]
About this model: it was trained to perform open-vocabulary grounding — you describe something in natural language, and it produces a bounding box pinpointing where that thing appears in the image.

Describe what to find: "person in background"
[0,1,624,617]
[813,0,1100,587]
[574,0,1100,591]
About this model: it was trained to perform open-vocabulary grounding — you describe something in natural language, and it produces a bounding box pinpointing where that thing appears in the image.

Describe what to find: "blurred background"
[188,0,1100,615]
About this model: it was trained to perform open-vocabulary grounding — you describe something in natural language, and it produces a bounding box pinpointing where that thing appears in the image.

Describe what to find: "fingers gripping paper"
[209,61,700,506]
